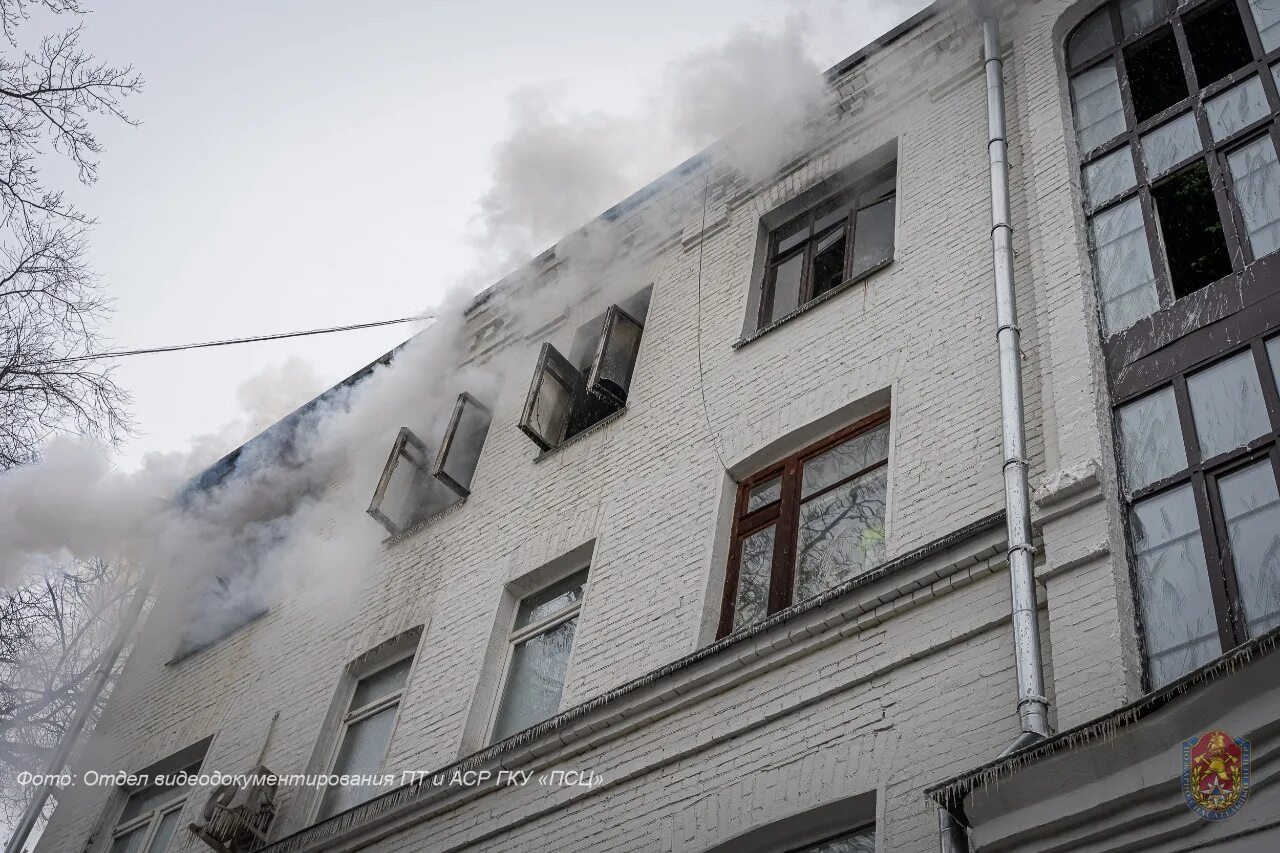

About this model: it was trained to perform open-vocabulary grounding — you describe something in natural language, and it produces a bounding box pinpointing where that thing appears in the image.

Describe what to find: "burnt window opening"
[1184,0,1255,87]
[519,285,651,452]
[1065,0,1280,337]
[756,163,896,330]
[1152,160,1233,297]
[367,392,493,535]
[1124,28,1188,121]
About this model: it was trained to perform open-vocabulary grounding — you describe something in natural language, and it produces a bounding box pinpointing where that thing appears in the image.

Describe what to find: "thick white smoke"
[0,0,922,649]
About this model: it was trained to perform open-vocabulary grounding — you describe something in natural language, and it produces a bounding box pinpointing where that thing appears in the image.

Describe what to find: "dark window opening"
[1124,28,1188,122]
[519,285,652,452]
[367,392,494,535]
[757,163,896,329]
[1152,161,1233,297]
[1184,0,1255,88]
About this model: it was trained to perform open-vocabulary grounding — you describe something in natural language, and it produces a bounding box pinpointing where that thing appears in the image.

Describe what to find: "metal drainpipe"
[4,572,154,853]
[972,5,1052,743]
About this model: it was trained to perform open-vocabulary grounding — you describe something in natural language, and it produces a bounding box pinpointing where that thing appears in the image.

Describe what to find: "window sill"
[384,497,468,545]
[734,258,894,349]
[534,407,628,464]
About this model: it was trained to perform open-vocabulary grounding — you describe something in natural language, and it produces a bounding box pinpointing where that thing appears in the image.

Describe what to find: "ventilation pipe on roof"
[970,3,1052,744]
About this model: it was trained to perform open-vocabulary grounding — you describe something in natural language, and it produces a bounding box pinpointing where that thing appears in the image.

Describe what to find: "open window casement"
[367,427,434,535]
[519,343,584,451]
[586,304,643,407]
[431,392,493,497]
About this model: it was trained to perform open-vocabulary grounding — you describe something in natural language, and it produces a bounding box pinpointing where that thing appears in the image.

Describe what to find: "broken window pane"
[1185,0,1255,87]
[794,467,887,601]
[1092,198,1160,333]
[1117,387,1188,492]
[1219,460,1280,637]
[1085,145,1138,207]
[1226,135,1280,259]
[1072,62,1127,151]
[587,305,644,406]
[1186,349,1270,459]
[767,251,805,324]
[1204,75,1269,141]
[519,343,582,451]
[1120,0,1170,36]
[811,226,848,297]
[1069,9,1116,66]
[851,197,895,277]
[431,393,492,498]
[733,525,775,630]
[747,477,781,512]
[1124,28,1189,122]
[1251,0,1280,51]
[1132,485,1220,687]
[1152,161,1232,298]
[1141,112,1202,177]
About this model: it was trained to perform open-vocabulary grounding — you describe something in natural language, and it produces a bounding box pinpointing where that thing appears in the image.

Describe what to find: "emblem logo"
[1182,730,1250,820]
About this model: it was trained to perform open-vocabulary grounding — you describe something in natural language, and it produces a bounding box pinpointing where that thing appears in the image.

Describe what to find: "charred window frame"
[1111,320,1280,689]
[519,286,651,452]
[367,392,493,536]
[717,411,890,639]
[1066,0,1280,339]
[756,165,896,330]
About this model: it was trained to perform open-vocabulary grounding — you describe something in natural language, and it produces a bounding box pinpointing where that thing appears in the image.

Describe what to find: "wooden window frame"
[1067,0,1280,337]
[757,166,896,329]
[717,410,890,639]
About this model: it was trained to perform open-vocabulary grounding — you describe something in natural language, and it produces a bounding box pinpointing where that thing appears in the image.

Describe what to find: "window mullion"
[769,460,801,615]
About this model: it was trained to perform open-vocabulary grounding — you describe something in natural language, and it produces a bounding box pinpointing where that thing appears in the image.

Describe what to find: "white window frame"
[485,570,589,743]
[312,652,414,822]
[107,780,192,853]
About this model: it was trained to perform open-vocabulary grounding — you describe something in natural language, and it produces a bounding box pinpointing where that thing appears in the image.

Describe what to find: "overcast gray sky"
[63,0,926,471]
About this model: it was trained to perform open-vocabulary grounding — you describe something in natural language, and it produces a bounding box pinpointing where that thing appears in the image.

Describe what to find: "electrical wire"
[21,315,434,367]
[693,168,732,474]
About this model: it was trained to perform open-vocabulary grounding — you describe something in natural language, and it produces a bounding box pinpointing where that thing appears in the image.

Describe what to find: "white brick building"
[33,0,1280,851]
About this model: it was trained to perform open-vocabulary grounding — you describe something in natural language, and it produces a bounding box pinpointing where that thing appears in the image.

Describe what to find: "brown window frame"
[1067,0,1280,340]
[717,409,890,639]
[757,166,896,329]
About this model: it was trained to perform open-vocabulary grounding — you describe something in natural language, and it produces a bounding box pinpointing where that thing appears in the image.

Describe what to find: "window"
[316,655,414,820]
[719,412,890,638]
[519,286,651,452]
[1066,0,1280,335]
[1113,337,1280,687]
[367,391,493,535]
[784,826,875,853]
[490,569,588,741]
[108,753,207,853]
[757,165,896,329]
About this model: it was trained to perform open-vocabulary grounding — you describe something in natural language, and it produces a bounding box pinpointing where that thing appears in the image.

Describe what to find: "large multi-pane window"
[490,569,589,742]
[1114,335,1280,687]
[719,412,890,638]
[317,654,414,819]
[1066,0,1280,336]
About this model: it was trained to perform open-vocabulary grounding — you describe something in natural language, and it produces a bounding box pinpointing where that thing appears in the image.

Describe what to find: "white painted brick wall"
[36,1,1144,851]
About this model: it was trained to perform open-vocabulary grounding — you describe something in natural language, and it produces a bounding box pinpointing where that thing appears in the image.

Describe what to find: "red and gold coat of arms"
[1181,730,1250,820]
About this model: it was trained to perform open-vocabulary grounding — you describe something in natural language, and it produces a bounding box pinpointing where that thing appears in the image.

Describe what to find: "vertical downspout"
[3,572,154,853]
[973,6,1052,743]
